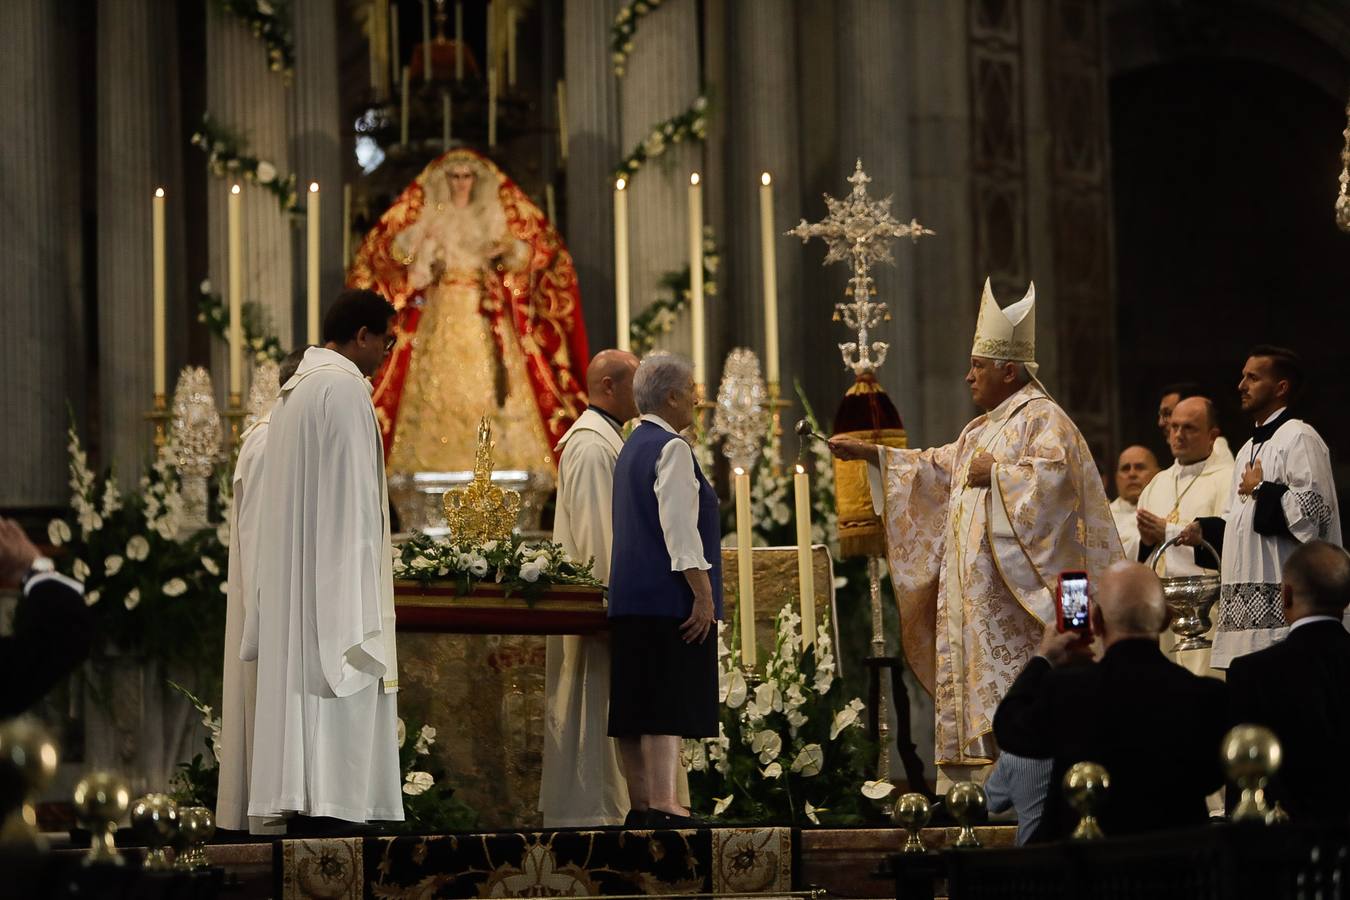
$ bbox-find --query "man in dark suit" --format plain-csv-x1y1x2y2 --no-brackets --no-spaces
0,517,92,719
1227,539,1350,823
993,561,1230,842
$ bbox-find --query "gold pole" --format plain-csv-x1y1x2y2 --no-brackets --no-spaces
225,392,245,449
147,392,170,449
766,380,791,477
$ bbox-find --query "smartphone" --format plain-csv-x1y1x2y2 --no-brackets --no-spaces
1056,571,1091,633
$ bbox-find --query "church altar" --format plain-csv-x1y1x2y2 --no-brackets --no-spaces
394,582,607,634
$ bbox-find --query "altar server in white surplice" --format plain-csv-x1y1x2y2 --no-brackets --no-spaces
1110,445,1159,564
1184,347,1342,670
830,279,1122,786
540,350,639,827
249,291,404,826
1135,396,1233,674
217,348,306,834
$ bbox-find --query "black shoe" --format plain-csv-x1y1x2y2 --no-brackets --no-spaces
623,808,649,829
645,808,704,829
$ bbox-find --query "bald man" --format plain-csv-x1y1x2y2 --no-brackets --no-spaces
993,561,1229,841
1228,540,1350,822
541,350,640,827
1111,446,1160,561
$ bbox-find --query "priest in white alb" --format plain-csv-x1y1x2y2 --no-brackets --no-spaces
1183,346,1342,669
217,348,306,834
540,349,638,827
1135,396,1233,673
249,291,404,828
1110,445,1159,563
830,280,1121,785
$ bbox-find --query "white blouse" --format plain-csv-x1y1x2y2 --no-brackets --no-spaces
641,414,711,572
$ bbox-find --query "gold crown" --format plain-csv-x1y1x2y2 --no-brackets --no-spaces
443,417,521,544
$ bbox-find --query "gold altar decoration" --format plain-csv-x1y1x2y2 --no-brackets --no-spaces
73,771,132,866
946,781,988,848
444,416,522,544
130,793,179,871
1064,761,1110,840
0,716,58,849
1223,724,1282,824
893,793,933,853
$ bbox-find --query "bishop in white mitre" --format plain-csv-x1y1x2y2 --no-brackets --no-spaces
540,350,637,827
1135,396,1233,674
217,350,305,834
831,280,1121,784
1185,349,1342,669
1109,445,1159,563
249,299,403,826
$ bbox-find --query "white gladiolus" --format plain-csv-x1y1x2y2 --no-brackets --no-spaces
201,556,220,576
403,771,434,796
48,519,71,545
104,555,124,576
861,779,895,800
127,535,150,561
396,718,407,747
217,521,231,547
72,559,90,581
163,578,188,597
84,590,100,607
124,588,141,610
414,725,437,755
790,744,824,777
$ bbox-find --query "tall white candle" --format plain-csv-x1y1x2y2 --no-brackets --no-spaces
556,79,569,161
342,183,353,267
688,172,705,386
794,464,817,648
152,188,166,396
307,183,321,344
734,466,756,669
390,4,400,90
760,172,780,385
613,177,630,353
454,1,464,80
400,65,411,145
421,0,433,82
488,69,498,147
227,184,243,396
442,90,452,149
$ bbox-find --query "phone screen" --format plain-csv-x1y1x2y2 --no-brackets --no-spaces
1059,573,1090,631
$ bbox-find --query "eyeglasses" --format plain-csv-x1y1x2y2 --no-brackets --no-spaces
381,333,397,353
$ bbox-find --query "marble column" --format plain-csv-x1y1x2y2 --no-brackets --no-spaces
722,0,805,401
96,0,189,480
206,5,294,399
563,0,623,346
0,1,84,507
288,0,345,341
616,0,701,364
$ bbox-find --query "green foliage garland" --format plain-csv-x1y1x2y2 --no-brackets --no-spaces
629,226,719,356
609,0,668,76
194,279,286,364
191,113,300,216
209,0,295,77
613,96,709,182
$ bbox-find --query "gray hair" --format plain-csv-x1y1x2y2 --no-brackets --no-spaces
633,351,693,414
992,359,1032,386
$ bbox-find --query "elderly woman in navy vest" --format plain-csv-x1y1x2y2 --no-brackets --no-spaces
608,352,723,828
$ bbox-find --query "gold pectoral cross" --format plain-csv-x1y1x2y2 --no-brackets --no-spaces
1166,508,1180,524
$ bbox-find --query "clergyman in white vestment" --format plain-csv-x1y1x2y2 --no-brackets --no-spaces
217,349,305,834
1185,349,1342,669
832,280,1121,785
249,294,404,825
1110,445,1159,564
1135,397,1233,674
540,350,638,827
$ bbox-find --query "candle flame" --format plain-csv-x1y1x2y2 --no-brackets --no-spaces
795,464,806,475
690,172,701,186
309,182,319,193
733,466,745,476
154,187,165,198
761,172,772,186
615,177,626,191
230,184,241,195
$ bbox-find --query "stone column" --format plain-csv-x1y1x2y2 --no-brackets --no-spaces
206,6,294,399
722,0,805,399
0,1,83,507
288,0,344,342
616,0,701,365
96,0,189,480
563,0,623,345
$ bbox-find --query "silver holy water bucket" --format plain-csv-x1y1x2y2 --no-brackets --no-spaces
1146,535,1222,652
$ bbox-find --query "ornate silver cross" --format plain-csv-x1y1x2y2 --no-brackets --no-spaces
788,159,933,375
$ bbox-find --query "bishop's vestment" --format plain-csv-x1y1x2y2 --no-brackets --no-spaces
873,384,1121,773
248,347,403,823
1211,410,1342,668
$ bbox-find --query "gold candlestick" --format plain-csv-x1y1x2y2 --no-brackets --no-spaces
693,382,714,444
766,380,791,477
225,392,245,449
146,392,170,449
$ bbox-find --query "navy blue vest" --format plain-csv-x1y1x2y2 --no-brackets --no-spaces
609,421,724,619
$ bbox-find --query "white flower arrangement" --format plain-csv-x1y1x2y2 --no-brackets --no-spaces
393,532,601,598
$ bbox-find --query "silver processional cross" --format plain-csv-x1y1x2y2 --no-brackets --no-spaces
788,159,933,375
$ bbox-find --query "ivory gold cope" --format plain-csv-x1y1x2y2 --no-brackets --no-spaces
734,466,756,668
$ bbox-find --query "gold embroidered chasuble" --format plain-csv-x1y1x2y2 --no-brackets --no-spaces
875,385,1122,771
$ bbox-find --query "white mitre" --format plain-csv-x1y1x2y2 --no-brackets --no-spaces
971,277,1046,391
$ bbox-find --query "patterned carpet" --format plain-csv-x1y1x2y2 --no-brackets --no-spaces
276,827,794,899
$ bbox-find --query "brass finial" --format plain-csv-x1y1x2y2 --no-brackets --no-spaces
130,793,179,870
74,771,131,866
891,792,932,853
0,717,59,849
1223,724,1282,824
1064,761,1110,840
175,806,215,870
945,781,987,848
443,416,522,544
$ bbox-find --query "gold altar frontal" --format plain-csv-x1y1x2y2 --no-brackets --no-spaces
393,546,836,827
